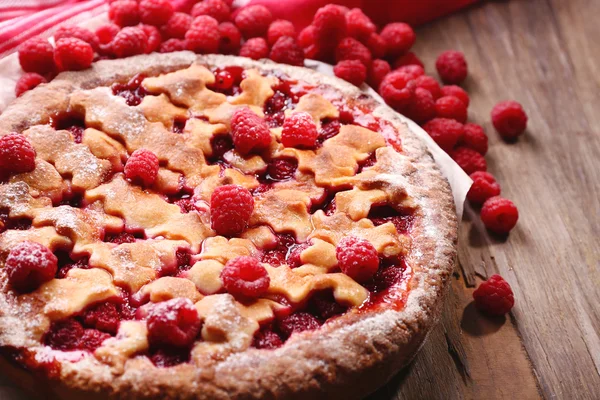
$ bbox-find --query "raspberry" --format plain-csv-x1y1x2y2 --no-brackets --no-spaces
253,327,283,349
109,0,140,27
267,158,298,181
345,8,375,40
18,37,55,74
0,133,36,175
267,20,296,46
218,22,241,54
210,134,233,159
220,256,270,298
15,73,47,97
441,85,469,106
480,196,518,234
239,37,269,60
150,348,189,367
414,75,442,99
393,52,424,69
211,70,234,91
422,118,465,153
185,17,220,54
312,291,346,319
45,320,84,350
55,25,99,51
5,241,57,293
335,37,371,67
396,64,425,80
82,301,121,334
160,38,186,53
281,112,317,148
367,59,391,89
436,50,468,84
161,12,192,40
491,100,528,140
319,119,341,142
334,60,366,86
138,24,161,53
139,0,173,26
269,36,304,66
380,22,416,57
124,148,159,186
278,312,320,338
234,5,273,38
191,0,230,23
107,232,136,244
473,274,514,315
79,329,111,352
210,184,254,235
230,107,272,155
467,171,501,205
404,88,436,124
146,298,201,348
435,95,468,123
336,236,379,282
379,70,416,111
312,4,347,49
95,23,120,45
110,26,148,57
53,38,94,71
461,123,488,155
451,147,487,175
363,32,386,59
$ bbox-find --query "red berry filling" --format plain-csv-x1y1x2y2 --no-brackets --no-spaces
261,233,296,266
277,312,321,338
264,157,298,182
111,73,148,106
368,205,415,234
252,326,283,349
149,347,191,367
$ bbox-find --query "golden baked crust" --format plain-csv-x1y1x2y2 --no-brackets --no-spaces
0,53,457,399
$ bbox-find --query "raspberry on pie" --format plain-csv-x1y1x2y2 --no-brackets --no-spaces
0,53,457,399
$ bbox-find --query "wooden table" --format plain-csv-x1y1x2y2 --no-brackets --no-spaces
370,0,600,398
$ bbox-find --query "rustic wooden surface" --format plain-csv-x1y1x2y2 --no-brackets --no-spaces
370,0,600,398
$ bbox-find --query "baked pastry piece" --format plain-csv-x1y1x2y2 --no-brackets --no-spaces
0,53,457,399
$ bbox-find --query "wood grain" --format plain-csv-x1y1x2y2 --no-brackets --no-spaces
371,0,600,398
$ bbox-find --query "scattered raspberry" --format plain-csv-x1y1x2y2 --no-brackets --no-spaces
267,20,296,46
461,123,488,155
110,26,148,57
467,171,501,205
191,0,230,22
79,329,111,352
451,146,487,175
393,52,424,69
491,100,528,140
473,274,514,315
18,37,55,75
367,59,391,89
345,8,375,40
363,32,386,59
138,24,161,53
159,38,186,53
230,107,272,155
480,196,518,234
396,64,425,80
336,236,379,282
109,0,140,27
5,241,57,293
441,85,469,106
239,37,269,60
185,16,220,53
124,148,159,186
221,256,270,298
55,25,99,51
234,5,273,38
281,112,317,148
422,118,465,153
211,70,234,91
82,302,121,334
139,0,173,26
269,36,304,66
278,312,320,338
414,75,442,99
312,4,347,49
334,59,366,86
435,95,468,123
267,158,298,181
218,22,241,54
379,70,416,111
335,37,371,67
210,184,254,235
95,23,120,45
380,22,416,57
436,50,468,84
53,38,94,71
161,12,192,40
404,87,436,124
15,73,47,97
0,133,36,175
298,25,316,49
253,327,283,349
45,320,84,351
146,298,201,348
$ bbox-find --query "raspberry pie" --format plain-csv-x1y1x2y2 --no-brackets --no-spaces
0,53,457,399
